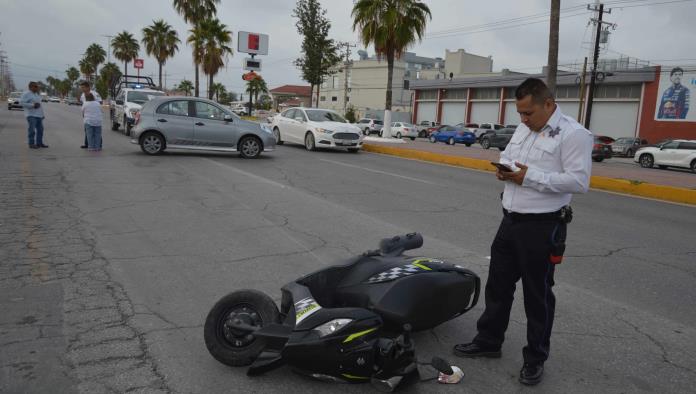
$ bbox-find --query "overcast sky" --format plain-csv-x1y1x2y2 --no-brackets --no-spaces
1,0,695,95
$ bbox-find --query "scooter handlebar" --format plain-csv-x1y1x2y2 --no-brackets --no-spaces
379,233,423,256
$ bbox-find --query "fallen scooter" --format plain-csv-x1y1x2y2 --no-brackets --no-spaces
204,233,480,391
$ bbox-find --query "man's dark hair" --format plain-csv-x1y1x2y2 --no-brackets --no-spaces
79,81,91,88
85,93,95,101
28,81,37,87
515,78,554,104
670,67,684,77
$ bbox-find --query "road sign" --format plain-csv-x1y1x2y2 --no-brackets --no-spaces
134,59,144,69
238,32,269,55
243,58,262,72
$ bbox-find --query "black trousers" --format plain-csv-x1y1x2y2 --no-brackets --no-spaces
474,214,565,364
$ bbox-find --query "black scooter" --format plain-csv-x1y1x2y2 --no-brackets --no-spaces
204,233,480,391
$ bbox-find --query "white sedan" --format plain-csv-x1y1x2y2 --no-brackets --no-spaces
634,139,696,172
387,122,418,140
270,108,364,152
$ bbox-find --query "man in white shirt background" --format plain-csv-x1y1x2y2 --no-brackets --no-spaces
79,81,102,149
454,78,593,386
20,81,48,149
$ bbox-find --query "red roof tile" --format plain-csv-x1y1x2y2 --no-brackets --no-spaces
270,85,311,96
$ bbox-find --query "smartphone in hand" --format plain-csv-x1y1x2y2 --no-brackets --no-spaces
490,162,513,172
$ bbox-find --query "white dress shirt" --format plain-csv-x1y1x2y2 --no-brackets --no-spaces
500,105,593,214
80,90,102,103
82,101,103,126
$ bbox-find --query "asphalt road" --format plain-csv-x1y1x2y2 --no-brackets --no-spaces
1,103,695,394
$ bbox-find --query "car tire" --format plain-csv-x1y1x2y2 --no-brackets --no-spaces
410,137,416,141
396,132,402,139
239,136,262,159
124,115,131,136
465,143,471,147
639,154,654,168
419,131,426,138
305,132,316,151
448,137,455,145
593,157,604,162
140,131,165,155
498,147,505,151
626,149,634,157
203,289,280,367
111,111,119,131
347,148,359,153
481,138,491,149
363,128,370,136
273,127,283,145
429,135,437,143
691,159,696,173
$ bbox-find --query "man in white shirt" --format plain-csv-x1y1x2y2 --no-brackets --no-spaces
454,78,593,386
79,81,102,149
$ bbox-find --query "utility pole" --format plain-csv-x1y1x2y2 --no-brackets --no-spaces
101,34,114,64
338,41,356,115
577,57,588,122
584,3,611,130
546,0,560,93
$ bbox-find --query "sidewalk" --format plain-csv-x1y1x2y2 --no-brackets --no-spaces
364,138,696,189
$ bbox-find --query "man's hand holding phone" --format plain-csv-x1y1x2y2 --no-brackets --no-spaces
492,161,528,185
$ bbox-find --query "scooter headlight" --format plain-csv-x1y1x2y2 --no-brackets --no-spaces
313,319,352,337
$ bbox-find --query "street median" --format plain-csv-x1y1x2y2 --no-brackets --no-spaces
362,143,696,206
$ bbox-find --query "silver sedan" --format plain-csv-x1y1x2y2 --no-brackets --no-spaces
130,97,276,158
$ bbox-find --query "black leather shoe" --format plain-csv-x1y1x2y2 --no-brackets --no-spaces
453,342,501,358
80,145,87,149
29,144,39,149
519,362,544,386
38,144,49,148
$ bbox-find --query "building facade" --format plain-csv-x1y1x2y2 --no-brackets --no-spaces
410,66,696,142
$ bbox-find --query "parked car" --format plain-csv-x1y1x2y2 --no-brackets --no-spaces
49,96,61,103
428,125,476,146
7,91,23,110
634,139,696,172
67,98,81,106
473,122,505,141
130,96,276,158
111,87,166,135
416,120,439,137
592,136,613,162
389,122,418,140
479,128,516,151
595,135,616,144
356,118,384,136
610,137,649,157
270,107,364,152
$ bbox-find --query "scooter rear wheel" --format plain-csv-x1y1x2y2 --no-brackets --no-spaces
204,289,280,367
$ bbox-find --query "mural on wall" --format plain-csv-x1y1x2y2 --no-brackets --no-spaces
655,66,695,122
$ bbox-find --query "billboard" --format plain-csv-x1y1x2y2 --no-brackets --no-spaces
654,66,695,122
237,32,269,55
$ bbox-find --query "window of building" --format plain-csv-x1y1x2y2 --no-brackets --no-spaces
471,88,500,100
593,84,641,99
320,96,326,101
332,76,339,89
331,96,338,102
555,86,580,99
442,89,467,100
418,90,438,100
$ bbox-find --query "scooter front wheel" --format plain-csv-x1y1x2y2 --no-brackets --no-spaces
204,289,280,367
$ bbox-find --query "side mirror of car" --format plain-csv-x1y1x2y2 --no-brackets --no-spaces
115,100,124,105
223,114,233,122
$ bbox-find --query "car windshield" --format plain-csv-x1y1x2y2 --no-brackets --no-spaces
10,92,21,98
615,138,633,144
127,91,164,104
306,110,348,123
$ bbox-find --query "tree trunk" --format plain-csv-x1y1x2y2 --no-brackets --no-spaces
195,65,200,97
158,62,163,90
546,0,560,94
382,53,395,138
309,84,315,107
124,62,128,84
315,84,320,108
209,74,214,100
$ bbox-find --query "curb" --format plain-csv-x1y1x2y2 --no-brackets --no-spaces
362,144,696,206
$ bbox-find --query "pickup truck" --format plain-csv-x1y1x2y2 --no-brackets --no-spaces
109,75,165,136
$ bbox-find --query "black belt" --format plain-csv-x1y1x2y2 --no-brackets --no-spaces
503,208,562,222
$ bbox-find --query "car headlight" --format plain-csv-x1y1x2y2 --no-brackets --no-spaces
128,108,139,117
313,319,352,337
315,127,334,134
260,124,272,134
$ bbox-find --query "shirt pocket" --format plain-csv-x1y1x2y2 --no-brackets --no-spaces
529,137,560,162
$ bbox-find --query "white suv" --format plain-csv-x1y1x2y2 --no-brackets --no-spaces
111,88,165,135
634,139,696,172
270,108,364,152
356,118,384,136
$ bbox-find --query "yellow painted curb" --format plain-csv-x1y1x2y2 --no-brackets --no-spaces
363,143,696,206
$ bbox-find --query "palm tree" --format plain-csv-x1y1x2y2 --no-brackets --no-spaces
111,31,140,83
352,0,431,136
173,0,220,97
210,82,226,102
79,57,96,82
177,79,194,96
66,67,80,87
142,20,181,89
99,62,122,98
85,43,106,77
246,77,268,110
188,18,233,100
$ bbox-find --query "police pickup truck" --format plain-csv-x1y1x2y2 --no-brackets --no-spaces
110,76,165,135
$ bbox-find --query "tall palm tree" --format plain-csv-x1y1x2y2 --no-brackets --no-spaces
99,62,122,98
66,67,80,87
142,20,181,89
111,31,140,83
173,0,220,97
352,0,431,136
188,18,232,100
79,57,96,82
85,43,106,78
211,82,226,102
246,77,268,110
177,79,194,96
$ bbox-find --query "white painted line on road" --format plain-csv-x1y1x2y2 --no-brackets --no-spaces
317,158,437,185
203,158,288,189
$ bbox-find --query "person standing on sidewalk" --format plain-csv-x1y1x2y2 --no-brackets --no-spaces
81,93,103,151
20,82,48,149
79,81,102,149
453,78,593,386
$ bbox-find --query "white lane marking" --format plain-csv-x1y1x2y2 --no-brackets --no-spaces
317,158,437,185
204,158,287,189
